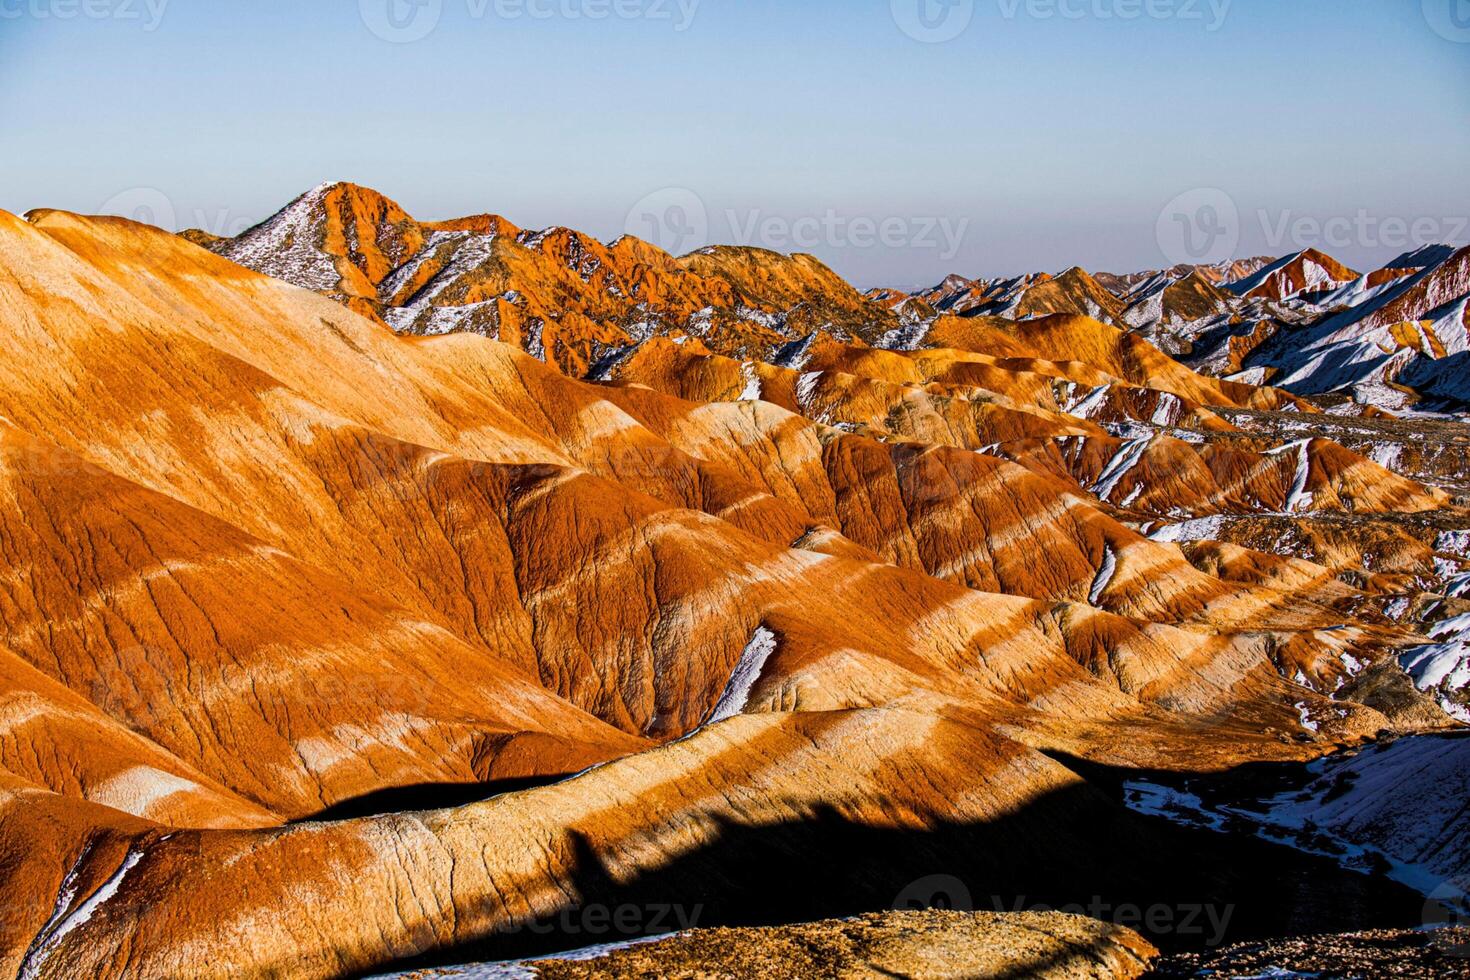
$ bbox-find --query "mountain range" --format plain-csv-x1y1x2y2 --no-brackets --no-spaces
188,183,1470,416
0,185,1464,977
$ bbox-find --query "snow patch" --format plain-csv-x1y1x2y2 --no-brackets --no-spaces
876,318,934,351
1121,781,1226,832
771,333,818,370
20,845,147,978
1065,384,1112,420
1223,367,1270,386
1367,442,1404,470
368,935,674,979
737,361,762,402
1266,439,1314,513
1437,530,1470,560
795,371,823,408
1090,437,1151,502
705,626,778,724
1148,515,1228,543
1088,546,1117,605
1445,572,1470,599
1149,393,1182,427
525,321,546,361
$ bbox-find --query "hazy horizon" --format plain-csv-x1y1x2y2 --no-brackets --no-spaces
3,0,1467,287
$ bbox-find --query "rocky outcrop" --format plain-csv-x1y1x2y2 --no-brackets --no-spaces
414,911,1160,979
183,183,897,377
1152,926,1470,979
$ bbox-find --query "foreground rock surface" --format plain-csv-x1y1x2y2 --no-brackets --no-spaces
394,911,1159,979
1150,925,1470,978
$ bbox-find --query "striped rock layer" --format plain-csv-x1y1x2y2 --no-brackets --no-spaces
0,196,1461,976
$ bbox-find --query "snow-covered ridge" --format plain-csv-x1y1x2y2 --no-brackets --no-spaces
1090,437,1151,502
1064,383,1112,420
217,184,341,292
1400,611,1470,723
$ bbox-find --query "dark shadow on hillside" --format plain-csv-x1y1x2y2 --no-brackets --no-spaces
298,773,576,823
353,752,1427,978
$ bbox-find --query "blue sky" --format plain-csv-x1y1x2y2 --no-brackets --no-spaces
1,0,1466,286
